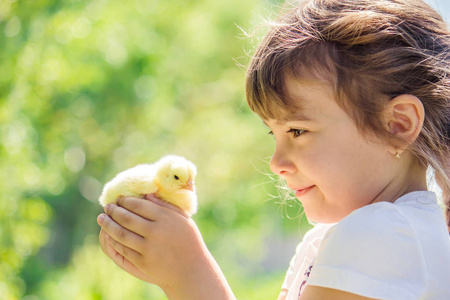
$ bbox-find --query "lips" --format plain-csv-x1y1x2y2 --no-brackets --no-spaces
293,185,315,197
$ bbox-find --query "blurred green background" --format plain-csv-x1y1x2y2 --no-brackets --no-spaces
0,0,313,299
3,0,446,299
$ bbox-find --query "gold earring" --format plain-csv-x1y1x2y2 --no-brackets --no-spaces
395,152,401,159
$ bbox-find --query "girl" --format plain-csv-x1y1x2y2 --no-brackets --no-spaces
97,0,450,299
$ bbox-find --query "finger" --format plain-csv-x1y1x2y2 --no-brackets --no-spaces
116,196,187,221
99,230,151,282
99,229,108,253
105,203,153,237
99,228,120,260
104,231,142,268
97,213,144,253
145,194,189,218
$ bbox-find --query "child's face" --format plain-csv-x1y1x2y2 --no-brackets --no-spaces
265,75,398,223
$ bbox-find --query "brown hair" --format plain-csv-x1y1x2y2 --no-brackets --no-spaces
246,0,450,227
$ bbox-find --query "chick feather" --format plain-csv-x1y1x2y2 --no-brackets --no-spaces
99,155,198,215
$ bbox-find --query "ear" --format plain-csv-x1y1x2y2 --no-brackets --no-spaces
383,94,424,154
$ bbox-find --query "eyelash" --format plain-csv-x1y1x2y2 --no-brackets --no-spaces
267,128,306,138
287,128,306,138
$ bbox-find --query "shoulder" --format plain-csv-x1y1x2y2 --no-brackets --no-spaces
325,202,411,245
323,191,442,252
319,202,423,267
308,202,428,299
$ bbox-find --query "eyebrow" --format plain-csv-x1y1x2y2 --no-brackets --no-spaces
279,112,312,123
262,112,313,127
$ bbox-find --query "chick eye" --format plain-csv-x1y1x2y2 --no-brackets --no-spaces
174,175,179,180
287,128,306,138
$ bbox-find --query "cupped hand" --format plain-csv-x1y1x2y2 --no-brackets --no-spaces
97,194,235,300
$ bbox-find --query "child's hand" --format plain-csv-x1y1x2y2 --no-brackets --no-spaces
97,194,235,300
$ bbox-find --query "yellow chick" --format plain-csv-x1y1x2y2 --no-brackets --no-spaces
99,155,198,216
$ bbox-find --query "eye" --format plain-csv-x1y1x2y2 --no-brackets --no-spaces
287,128,306,138
267,131,274,136
174,175,179,180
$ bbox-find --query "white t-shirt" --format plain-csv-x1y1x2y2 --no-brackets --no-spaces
282,223,335,299
282,191,450,300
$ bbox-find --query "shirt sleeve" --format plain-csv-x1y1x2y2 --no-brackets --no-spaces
306,203,427,300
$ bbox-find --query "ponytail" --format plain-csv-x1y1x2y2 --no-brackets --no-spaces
442,179,450,233
445,123,450,232
437,122,450,233
442,170,450,233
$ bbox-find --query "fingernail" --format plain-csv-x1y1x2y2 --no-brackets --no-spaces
97,214,105,224
105,204,110,213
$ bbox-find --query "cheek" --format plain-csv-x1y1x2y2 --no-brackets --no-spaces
303,138,364,194
299,139,346,180
317,141,391,203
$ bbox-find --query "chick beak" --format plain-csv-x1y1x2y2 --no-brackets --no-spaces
182,179,194,191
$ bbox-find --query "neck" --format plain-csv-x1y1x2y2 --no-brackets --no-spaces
372,154,427,205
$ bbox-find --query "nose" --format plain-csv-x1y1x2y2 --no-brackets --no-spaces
269,144,296,176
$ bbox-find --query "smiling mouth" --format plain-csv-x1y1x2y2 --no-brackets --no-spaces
294,185,314,197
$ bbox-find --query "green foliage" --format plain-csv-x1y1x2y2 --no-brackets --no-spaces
1,0,308,299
